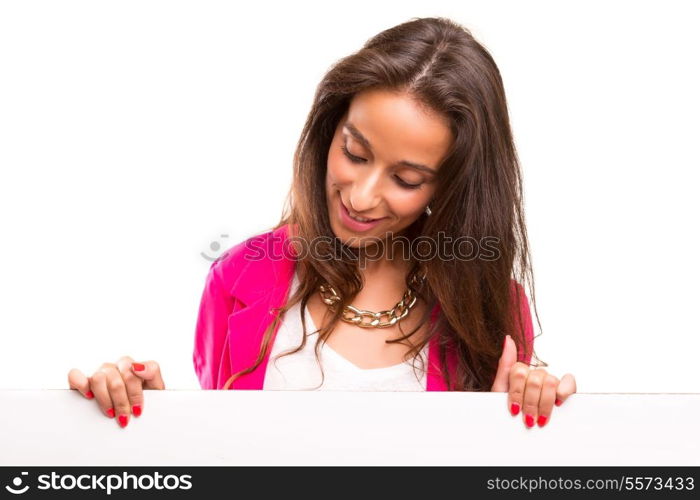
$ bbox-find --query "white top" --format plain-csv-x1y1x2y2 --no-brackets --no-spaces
263,272,428,391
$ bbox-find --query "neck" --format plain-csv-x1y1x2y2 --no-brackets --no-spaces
358,235,417,277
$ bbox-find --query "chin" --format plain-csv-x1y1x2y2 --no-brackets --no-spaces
338,226,403,251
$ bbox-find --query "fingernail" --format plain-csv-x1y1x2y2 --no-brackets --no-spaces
85,391,94,399
525,414,535,428
106,408,115,418
132,363,145,371
555,398,563,406
537,415,548,427
132,405,142,417
510,402,520,416
118,415,129,428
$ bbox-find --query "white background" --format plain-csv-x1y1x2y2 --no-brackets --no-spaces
0,0,697,392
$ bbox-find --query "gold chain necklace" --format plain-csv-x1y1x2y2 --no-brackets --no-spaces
318,272,426,329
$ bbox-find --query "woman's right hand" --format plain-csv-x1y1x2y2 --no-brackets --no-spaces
67,355,165,428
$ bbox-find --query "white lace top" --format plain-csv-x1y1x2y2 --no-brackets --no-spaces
263,272,428,391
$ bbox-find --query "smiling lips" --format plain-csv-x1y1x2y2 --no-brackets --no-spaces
341,198,384,222
338,197,387,232
348,211,378,222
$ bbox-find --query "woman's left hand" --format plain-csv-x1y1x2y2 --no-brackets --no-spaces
490,335,577,428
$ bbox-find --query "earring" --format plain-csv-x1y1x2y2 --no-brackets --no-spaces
425,204,432,216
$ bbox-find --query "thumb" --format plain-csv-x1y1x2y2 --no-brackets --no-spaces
130,361,166,390
490,335,517,392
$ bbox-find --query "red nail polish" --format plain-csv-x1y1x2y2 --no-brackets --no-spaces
132,363,145,371
555,398,562,406
525,414,534,427
106,408,115,418
118,415,128,428
85,391,94,399
132,405,142,417
510,402,520,416
537,415,548,427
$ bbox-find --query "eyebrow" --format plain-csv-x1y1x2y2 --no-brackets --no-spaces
343,122,438,175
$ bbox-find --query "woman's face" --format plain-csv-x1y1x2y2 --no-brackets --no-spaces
326,88,453,247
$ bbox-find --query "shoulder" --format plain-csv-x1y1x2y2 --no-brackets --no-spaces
208,223,295,302
210,225,280,273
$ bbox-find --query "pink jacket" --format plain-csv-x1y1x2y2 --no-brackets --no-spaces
193,223,534,391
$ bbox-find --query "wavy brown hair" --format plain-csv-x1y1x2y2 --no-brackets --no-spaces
223,16,544,391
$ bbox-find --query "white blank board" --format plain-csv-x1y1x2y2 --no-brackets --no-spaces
1,390,698,466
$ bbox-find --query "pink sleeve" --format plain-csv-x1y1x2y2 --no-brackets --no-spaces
513,281,535,365
193,260,236,390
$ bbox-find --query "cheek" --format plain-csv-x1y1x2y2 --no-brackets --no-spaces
326,148,353,185
386,193,431,218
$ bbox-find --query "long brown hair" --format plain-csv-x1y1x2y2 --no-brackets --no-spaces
223,16,544,391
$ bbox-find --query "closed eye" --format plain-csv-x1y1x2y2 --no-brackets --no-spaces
340,144,366,164
340,144,423,190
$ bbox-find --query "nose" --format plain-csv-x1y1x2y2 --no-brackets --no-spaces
348,170,383,214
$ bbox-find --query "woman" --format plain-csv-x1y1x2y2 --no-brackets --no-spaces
68,16,577,430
